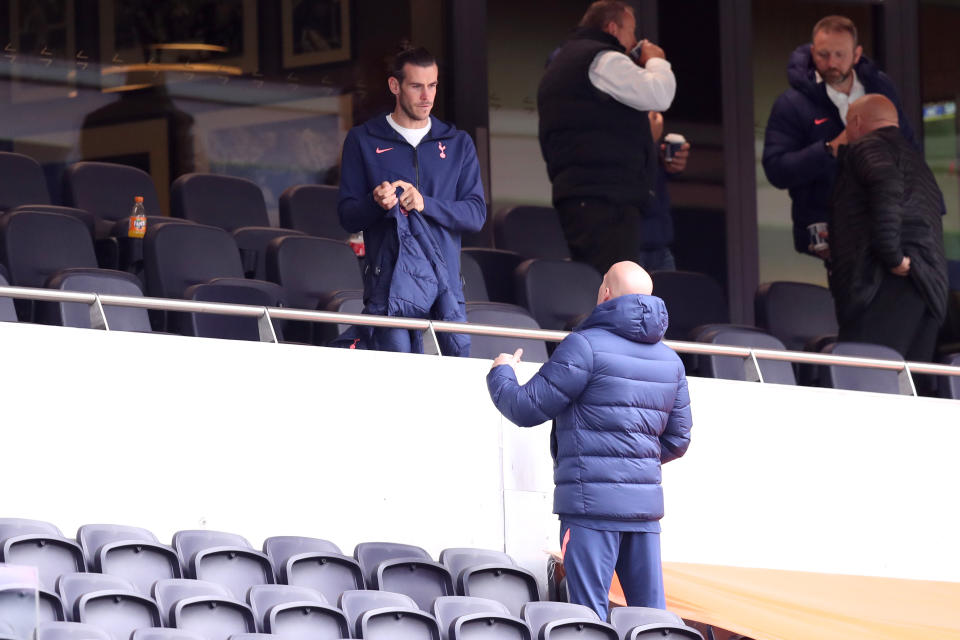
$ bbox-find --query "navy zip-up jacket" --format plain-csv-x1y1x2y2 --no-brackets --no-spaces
762,45,916,255
337,113,486,350
486,294,692,526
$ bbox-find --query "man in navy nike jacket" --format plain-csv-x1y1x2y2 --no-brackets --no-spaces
487,261,692,618
762,15,916,259
337,47,486,354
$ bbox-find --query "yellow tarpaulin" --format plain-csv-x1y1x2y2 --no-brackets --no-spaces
609,562,960,640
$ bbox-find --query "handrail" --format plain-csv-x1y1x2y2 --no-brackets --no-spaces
1,285,958,393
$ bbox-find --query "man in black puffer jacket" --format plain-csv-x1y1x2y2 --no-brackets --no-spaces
830,94,948,362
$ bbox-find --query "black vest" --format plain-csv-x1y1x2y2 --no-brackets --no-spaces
537,29,656,208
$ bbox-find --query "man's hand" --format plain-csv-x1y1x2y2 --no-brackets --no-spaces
826,130,848,157
491,348,523,370
372,181,398,210
663,142,690,173
891,256,911,276
636,39,665,66
391,180,424,212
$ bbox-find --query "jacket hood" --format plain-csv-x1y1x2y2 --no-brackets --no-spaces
578,294,669,344
786,43,880,100
362,112,457,142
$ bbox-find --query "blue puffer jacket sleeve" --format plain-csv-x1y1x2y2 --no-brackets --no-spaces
762,93,837,191
659,375,692,463
486,332,593,427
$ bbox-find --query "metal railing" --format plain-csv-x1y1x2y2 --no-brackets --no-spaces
2,284,958,397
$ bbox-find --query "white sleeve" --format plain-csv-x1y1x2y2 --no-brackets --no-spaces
588,50,676,112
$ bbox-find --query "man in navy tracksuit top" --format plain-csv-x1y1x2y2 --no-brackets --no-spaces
486,261,693,618
337,47,485,354
762,15,916,260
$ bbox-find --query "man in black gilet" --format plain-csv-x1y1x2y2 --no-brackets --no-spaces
539,0,676,275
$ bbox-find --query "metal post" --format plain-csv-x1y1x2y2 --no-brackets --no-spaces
743,350,765,383
89,295,110,331
898,363,918,396
257,308,278,343
422,321,442,356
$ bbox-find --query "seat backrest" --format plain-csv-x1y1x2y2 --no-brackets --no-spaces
822,342,904,395
77,524,180,595
353,542,433,588
755,281,837,351
152,579,237,626
246,584,327,629
338,590,419,637
439,548,513,583
36,621,112,640
0,210,97,288
0,272,17,322
608,607,684,637
144,223,244,299
56,572,136,612
42,269,151,331
130,628,207,640
515,259,601,330
465,302,549,363
459,250,489,302
232,227,303,280
263,537,363,604
173,531,274,601
63,161,162,220
171,173,269,231
652,270,729,340
266,235,362,311
494,206,570,260
0,152,51,210
698,328,796,385
278,185,346,240
433,595,516,640
522,602,599,639
0,583,66,639
0,519,85,591
461,248,527,305
185,281,281,341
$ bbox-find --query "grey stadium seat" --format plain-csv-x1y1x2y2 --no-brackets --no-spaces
609,606,704,640
522,601,618,640
262,536,363,604
56,573,161,640
432,595,531,640
76,524,181,595
246,584,348,639
353,542,454,611
821,342,905,395
152,579,256,640
514,258,601,331
338,590,440,640
696,327,796,385
278,185,347,240
465,302,550,363
439,548,539,617
0,519,85,591
173,531,275,601
35,621,112,640
40,269,152,332
493,206,570,260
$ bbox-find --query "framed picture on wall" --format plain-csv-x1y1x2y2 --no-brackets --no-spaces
99,0,258,76
8,0,77,103
281,0,352,68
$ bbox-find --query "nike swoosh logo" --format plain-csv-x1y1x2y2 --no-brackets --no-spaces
376,147,393,154
814,118,828,125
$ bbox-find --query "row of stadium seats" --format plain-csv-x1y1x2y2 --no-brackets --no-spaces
0,519,702,640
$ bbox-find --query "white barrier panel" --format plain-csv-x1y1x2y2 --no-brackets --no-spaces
2,321,958,587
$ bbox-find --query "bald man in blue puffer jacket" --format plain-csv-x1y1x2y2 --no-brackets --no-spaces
486,261,692,618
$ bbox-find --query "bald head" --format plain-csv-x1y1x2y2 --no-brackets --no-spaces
847,94,898,143
597,261,653,304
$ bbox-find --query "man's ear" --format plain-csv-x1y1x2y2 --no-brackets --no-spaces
853,45,863,65
388,76,400,96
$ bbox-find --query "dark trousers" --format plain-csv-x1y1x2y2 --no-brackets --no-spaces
560,521,665,620
556,198,643,275
838,273,940,363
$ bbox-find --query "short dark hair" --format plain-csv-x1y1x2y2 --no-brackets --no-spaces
389,46,437,82
812,15,858,45
579,0,632,31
